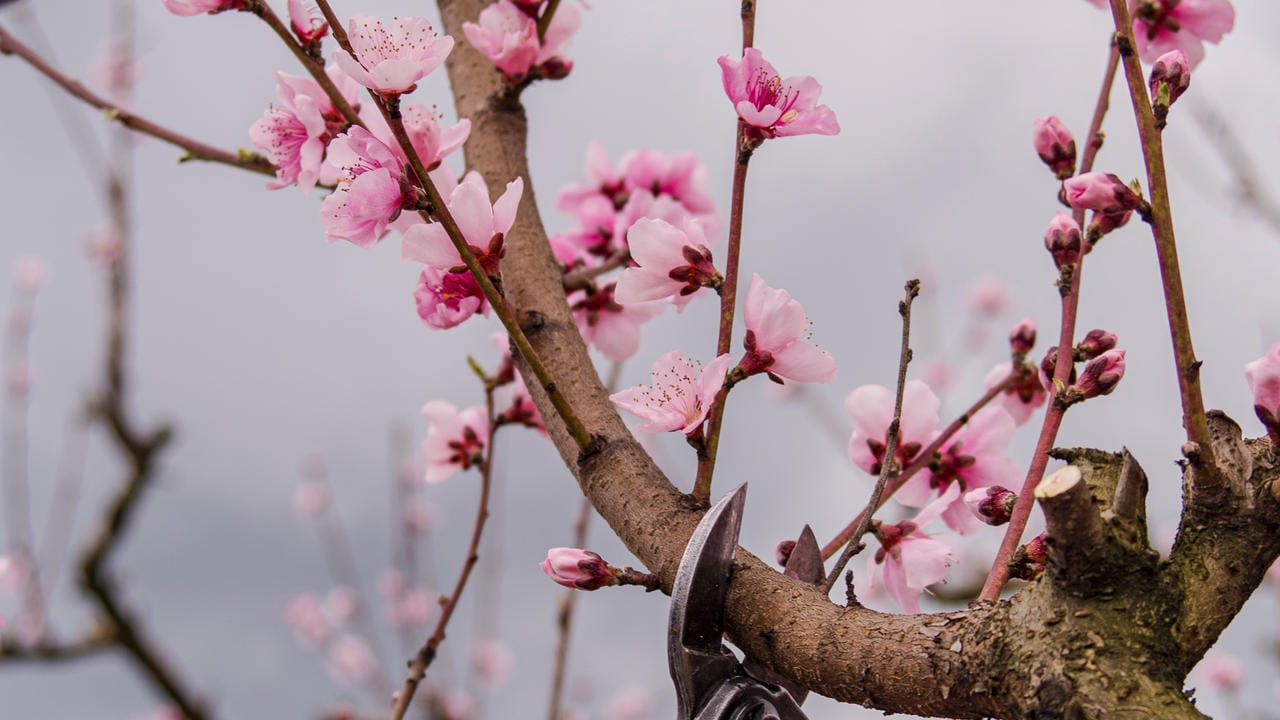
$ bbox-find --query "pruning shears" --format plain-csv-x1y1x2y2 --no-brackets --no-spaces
667,484,823,720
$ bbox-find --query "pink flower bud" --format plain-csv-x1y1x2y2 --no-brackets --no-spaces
1043,212,1082,268
1009,532,1048,581
963,486,1017,526
1087,208,1133,238
1076,329,1118,361
1073,349,1126,400
1032,116,1076,180
1196,653,1244,692
1245,343,1280,439
1008,318,1036,357
1040,346,1077,390
540,547,614,590
1063,172,1142,215
774,539,796,567
1149,50,1191,110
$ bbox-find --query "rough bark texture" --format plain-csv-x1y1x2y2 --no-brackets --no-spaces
434,2,1280,716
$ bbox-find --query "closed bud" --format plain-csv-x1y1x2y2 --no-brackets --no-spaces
1009,317,1037,358
964,486,1017,526
1032,116,1077,180
1009,533,1048,581
1076,329,1118,361
1087,209,1133,239
540,547,614,591
1063,172,1142,215
1149,49,1191,122
1043,211,1082,268
774,539,796,567
1072,349,1126,400
1040,346,1077,390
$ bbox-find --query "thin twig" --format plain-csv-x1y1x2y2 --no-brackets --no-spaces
251,1,363,128
561,248,630,291
690,2,758,505
822,280,919,594
535,0,562,43
389,389,500,720
0,25,274,178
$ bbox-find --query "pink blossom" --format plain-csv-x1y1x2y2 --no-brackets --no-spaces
162,0,243,16
540,547,614,590
614,218,719,310
1064,172,1142,214
333,15,455,94
471,637,514,690
93,38,136,99
1245,343,1280,436
610,351,732,434
284,593,333,647
899,407,1019,533
1130,0,1234,69
1033,116,1076,179
291,480,329,517
617,149,718,222
846,380,940,475
865,484,959,614
376,569,407,598
85,228,122,266
420,400,488,483
0,553,27,593
250,66,360,191
442,690,474,720
557,141,625,212
1077,328,1118,360
402,172,523,272
402,501,438,535
738,274,836,383
966,277,1009,317
390,586,436,628
498,378,546,432
320,126,408,248
326,634,380,685
570,284,663,361
13,256,48,292
8,362,32,396
717,48,839,139
397,104,470,169
287,0,329,44
984,362,1046,426
1194,652,1244,692
413,266,490,330
323,586,360,624
462,1,580,81
606,685,653,720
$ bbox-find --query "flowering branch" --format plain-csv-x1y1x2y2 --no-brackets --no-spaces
0,25,274,178
389,388,500,720
250,0,363,128
1106,0,1215,464
821,279,919,594
977,37,1121,603
690,2,758,505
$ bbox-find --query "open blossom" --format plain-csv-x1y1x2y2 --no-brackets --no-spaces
614,218,719,310
1130,0,1234,69
738,274,835,383
333,15,454,94
1245,343,1280,438
570,284,663,361
287,0,329,44
250,67,361,191
900,407,1020,534
420,400,488,483
162,0,243,16
984,362,1046,426
718,48,839,139
847,380,940,475
540,547,614,590
864,484,959,614
320,126,408,248
463,0,581,81
556,143,719,234
610,351,732,434
402,172,523,272
413,266,489,330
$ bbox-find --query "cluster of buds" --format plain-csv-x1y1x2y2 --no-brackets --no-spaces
539,548,660,592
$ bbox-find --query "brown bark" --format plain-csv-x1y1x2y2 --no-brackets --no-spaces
433,2,1280,717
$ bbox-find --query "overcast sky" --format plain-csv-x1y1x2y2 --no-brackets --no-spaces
2,1,1279,718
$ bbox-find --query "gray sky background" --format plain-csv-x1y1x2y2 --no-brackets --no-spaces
1,0,1279,718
